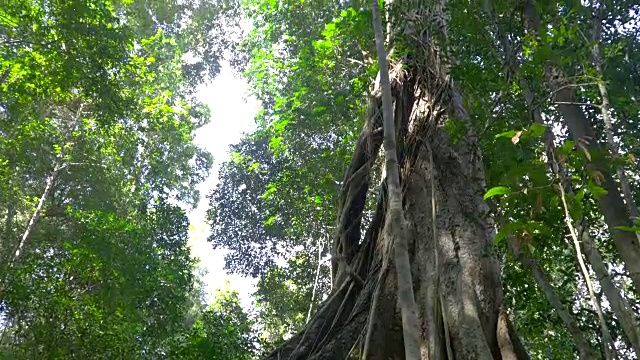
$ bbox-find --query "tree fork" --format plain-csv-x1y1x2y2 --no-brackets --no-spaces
332,108,383,289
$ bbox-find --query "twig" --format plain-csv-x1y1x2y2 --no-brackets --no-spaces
306,238,324,324
553,101,601,108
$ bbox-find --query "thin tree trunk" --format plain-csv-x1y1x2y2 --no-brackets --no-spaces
485,5,599,357
10,160,62,264
508,235,597,360
370,0,421,358
0,150,64,302
486,4,638,356
523,0,640,297
558,183,616,360
580,226,640,355
590,1,638,220
4,104,83,274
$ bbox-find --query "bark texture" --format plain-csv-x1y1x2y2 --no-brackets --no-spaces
580,227,640,355
486,3,639,355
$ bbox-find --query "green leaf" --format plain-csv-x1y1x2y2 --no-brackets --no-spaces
528,122,547,138
494,226,511,245
559,140,575,155
615,226,640,232
264,215,278,226
587,180,608,199
495,130,520,139
274,118,290,132
484,186,512,200
248,162,261,172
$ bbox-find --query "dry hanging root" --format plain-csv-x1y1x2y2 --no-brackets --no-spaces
555,169,617,359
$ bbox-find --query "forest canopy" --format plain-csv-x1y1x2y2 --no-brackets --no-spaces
2,0,640,359
0,0,254,358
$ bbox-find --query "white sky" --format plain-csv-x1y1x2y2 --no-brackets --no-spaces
186,63,260,307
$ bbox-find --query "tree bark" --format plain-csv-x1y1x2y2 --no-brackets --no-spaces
267,128,530,360
307,239,325,323
1,103,83,297
557,181,616,360
331,106,383,288
485,4,640,355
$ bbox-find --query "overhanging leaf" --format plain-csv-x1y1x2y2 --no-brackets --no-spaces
528,122,547,138
483,186,512,200
587,180,608,199
495,130,520,140
615,225,640,232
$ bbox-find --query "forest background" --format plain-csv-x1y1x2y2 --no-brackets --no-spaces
1,0,640,359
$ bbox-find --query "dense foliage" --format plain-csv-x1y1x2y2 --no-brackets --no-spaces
0,0,254,359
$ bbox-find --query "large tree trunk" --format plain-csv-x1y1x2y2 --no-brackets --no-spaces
265,5,528,359
265,112,528,360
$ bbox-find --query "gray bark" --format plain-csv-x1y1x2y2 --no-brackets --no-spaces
484,6,600,357
268,2,530,359
266,70,528,360
485,3,637,357
1,103,83,297
558,185,616,360
406,128,513,360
